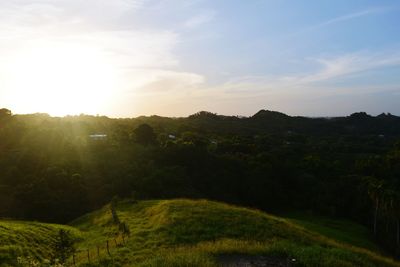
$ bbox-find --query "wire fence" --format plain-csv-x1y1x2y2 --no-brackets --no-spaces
68,233,128,266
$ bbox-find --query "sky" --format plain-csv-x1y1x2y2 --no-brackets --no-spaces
0,0,400,117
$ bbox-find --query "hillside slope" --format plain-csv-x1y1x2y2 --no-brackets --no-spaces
69,199,400,267
0,220,81,266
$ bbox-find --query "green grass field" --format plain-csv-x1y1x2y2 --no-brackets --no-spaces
69,199,400,267
283,212,380,252
2,199,400,267
0,220,81,266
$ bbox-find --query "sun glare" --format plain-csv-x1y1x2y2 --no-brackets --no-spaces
3,42,117,116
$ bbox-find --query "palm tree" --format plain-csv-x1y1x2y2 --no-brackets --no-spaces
365,176,384,237
384,189,400,248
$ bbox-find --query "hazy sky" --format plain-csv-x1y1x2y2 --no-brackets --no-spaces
0,0,400,117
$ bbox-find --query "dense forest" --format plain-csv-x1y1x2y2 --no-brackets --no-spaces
1,108,400,256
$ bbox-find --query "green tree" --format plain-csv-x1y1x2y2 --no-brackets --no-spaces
365,176,384,237
132,124,156,146
0,108,11,118
110,196,120,224
53,229,75,263
383,190,400,250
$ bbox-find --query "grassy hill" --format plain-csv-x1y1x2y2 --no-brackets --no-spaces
0,220,81,266
67,199,400,267
284,212,380,252
1,199,399,266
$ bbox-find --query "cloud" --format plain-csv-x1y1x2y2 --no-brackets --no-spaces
1,1,398,117
290,6,395,37
316,6,390,27
0,0,208,116
0,0,142,30
184,10,216,28
134,70,205,93
300,51,400,83
200,50,400,101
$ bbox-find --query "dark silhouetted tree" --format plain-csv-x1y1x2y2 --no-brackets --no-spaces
0,108,11,118
53,229,75,263
132,123,156,145
110,196,120,224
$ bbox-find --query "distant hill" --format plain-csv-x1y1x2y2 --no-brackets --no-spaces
252,109,290,119
10,109,400,136
181,109,400,136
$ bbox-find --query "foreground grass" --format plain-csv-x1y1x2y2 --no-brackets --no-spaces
69,199,400,267
137,239,395,267
283,212,379,251
0,220,81,266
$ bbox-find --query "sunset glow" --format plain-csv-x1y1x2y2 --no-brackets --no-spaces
0,0,399,117
2,42,116,116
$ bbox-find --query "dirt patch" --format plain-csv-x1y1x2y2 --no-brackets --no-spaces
217,254,296,267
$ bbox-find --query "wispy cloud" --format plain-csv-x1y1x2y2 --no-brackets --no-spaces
291,6,395,37
184,10,216,28
183,50,400,116
202,50,400,98
299,51,400,83
316,6,390,27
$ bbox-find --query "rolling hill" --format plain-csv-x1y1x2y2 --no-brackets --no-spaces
1,199,399,266
69,199,400,267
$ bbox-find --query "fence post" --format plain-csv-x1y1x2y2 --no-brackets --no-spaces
107,240,110,255
87,249,90,263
